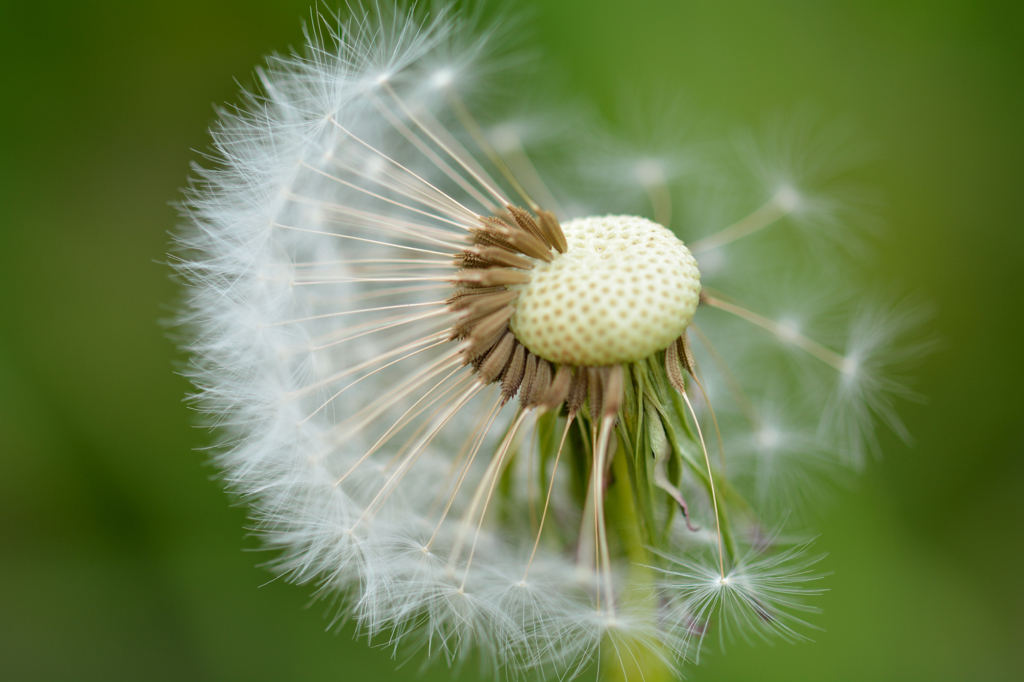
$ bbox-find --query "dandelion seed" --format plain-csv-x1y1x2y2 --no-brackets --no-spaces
174,2,925,679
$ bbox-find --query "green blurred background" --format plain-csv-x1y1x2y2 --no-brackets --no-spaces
1,1,1021,680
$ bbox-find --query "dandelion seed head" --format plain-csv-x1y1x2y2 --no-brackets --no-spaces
173,2,926,677
508,215,700,366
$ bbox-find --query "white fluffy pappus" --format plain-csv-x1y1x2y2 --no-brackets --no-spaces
173,2,926,679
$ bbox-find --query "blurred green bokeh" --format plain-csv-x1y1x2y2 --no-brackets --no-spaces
1,1,1021,680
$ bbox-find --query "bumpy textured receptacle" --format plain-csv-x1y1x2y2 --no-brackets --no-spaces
509,215,701,366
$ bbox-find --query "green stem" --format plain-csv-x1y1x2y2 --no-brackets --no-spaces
600,447,679,682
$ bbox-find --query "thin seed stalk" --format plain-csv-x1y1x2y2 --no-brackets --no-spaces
600,444,678,682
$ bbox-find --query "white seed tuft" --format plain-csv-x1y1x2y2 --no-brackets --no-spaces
509,215,701,366
172,3,926,676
